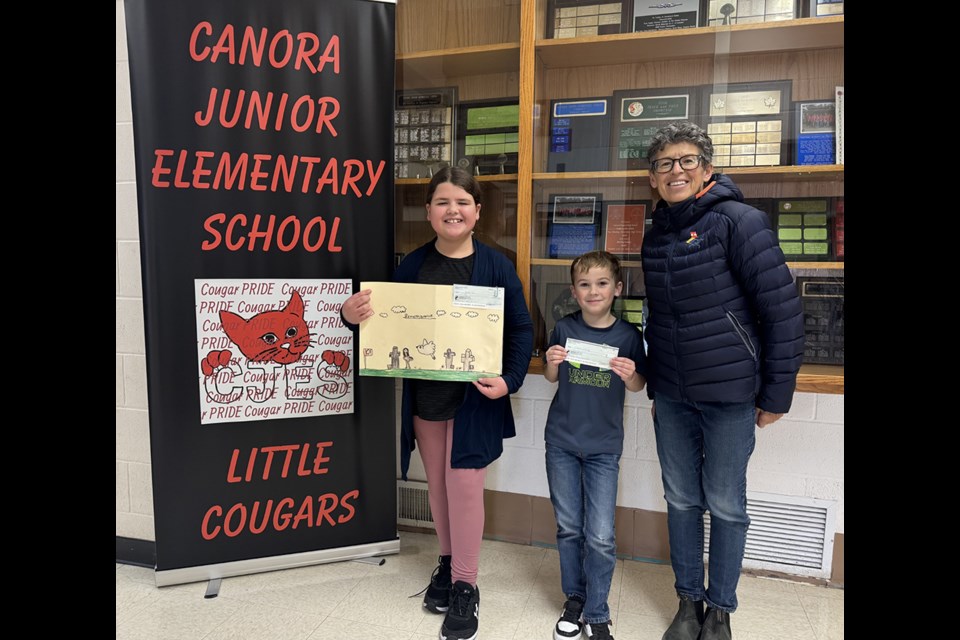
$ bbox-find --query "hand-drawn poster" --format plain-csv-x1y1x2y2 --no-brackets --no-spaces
195,279,354,424
358,282,504,380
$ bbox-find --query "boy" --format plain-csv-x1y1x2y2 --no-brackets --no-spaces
543,250,647,640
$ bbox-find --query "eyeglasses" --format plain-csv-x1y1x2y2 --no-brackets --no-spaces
650,154,704,174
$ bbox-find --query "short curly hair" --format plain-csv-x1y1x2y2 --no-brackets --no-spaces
646,121,714,165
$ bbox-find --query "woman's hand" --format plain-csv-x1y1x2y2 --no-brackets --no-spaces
341,289,374,325
756,409,784,428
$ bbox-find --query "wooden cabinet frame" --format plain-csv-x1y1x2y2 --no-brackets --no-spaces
394,1,843,393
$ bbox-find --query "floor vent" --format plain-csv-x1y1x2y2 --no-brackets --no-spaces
397,480,435,529
705,491,836,579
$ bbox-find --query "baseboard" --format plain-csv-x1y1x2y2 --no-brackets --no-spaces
831,532,844,586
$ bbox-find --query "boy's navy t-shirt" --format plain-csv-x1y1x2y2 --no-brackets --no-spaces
545,311,647,456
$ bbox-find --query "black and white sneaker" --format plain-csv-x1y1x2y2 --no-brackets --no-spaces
439,580,480,640
422,555,452,613
554,597,584,640
584,621,614,640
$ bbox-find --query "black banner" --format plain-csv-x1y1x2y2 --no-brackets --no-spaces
124,0,397,582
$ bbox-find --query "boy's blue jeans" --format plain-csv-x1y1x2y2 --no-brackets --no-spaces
545,443,620,624
653,394,757,613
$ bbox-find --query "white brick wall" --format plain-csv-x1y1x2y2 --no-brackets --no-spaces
116,0,153,542
122,355,149,410
397,378,844,535
491,384,846,535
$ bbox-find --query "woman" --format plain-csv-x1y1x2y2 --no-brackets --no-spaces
640,122,804,640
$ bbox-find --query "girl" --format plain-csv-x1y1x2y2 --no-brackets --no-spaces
342,167,533,640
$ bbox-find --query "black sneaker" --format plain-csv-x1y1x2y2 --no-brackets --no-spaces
423,555,452,613
439,580,479,640
584,621,614,640
554,597,584,640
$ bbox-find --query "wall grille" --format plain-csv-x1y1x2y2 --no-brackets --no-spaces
397,480,435,529
705,491,837,579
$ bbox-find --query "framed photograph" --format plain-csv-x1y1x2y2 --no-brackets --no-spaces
633,0,701,32
793,100,835,165
602,200,650,259
395,87,457,179
610,86,701,170
546,193,603,259
547,0,634,39
456,98,520,176
805,0,843,17
701,79,792,167
702,0,799,26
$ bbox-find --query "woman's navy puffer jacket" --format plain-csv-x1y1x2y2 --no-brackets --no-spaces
641,174,805,414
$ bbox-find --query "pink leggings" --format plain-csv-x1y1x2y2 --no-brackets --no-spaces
413,417,487,586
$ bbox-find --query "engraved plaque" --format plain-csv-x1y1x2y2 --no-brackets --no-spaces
701,80,792,167
548,1,632,38
395,87,457,179
610,86,701,170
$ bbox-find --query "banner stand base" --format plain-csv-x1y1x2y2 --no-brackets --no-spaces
155,537,400,587
204,578,221,598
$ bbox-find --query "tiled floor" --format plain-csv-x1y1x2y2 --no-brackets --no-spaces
116,530,843,640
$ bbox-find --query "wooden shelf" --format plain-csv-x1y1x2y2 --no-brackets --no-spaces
787,262,843,270
396,174,518,186
397,43,520,78
723,165,845,182
536,17,843,68
533,165,843,183
534,257,841,271
528,357,545,376
533,170,649,182
532,258,641,267
528,360,843,394
796,364,844,394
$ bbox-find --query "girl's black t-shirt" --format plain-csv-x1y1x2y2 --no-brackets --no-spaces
413,248,475,421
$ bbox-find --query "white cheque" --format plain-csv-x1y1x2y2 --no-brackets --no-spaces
564,338,619,370
452,284,504,309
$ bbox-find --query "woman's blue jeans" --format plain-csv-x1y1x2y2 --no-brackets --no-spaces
653,394,757,613
545,443,620,624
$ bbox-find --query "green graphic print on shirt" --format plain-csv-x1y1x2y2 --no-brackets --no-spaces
567,366,611,389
